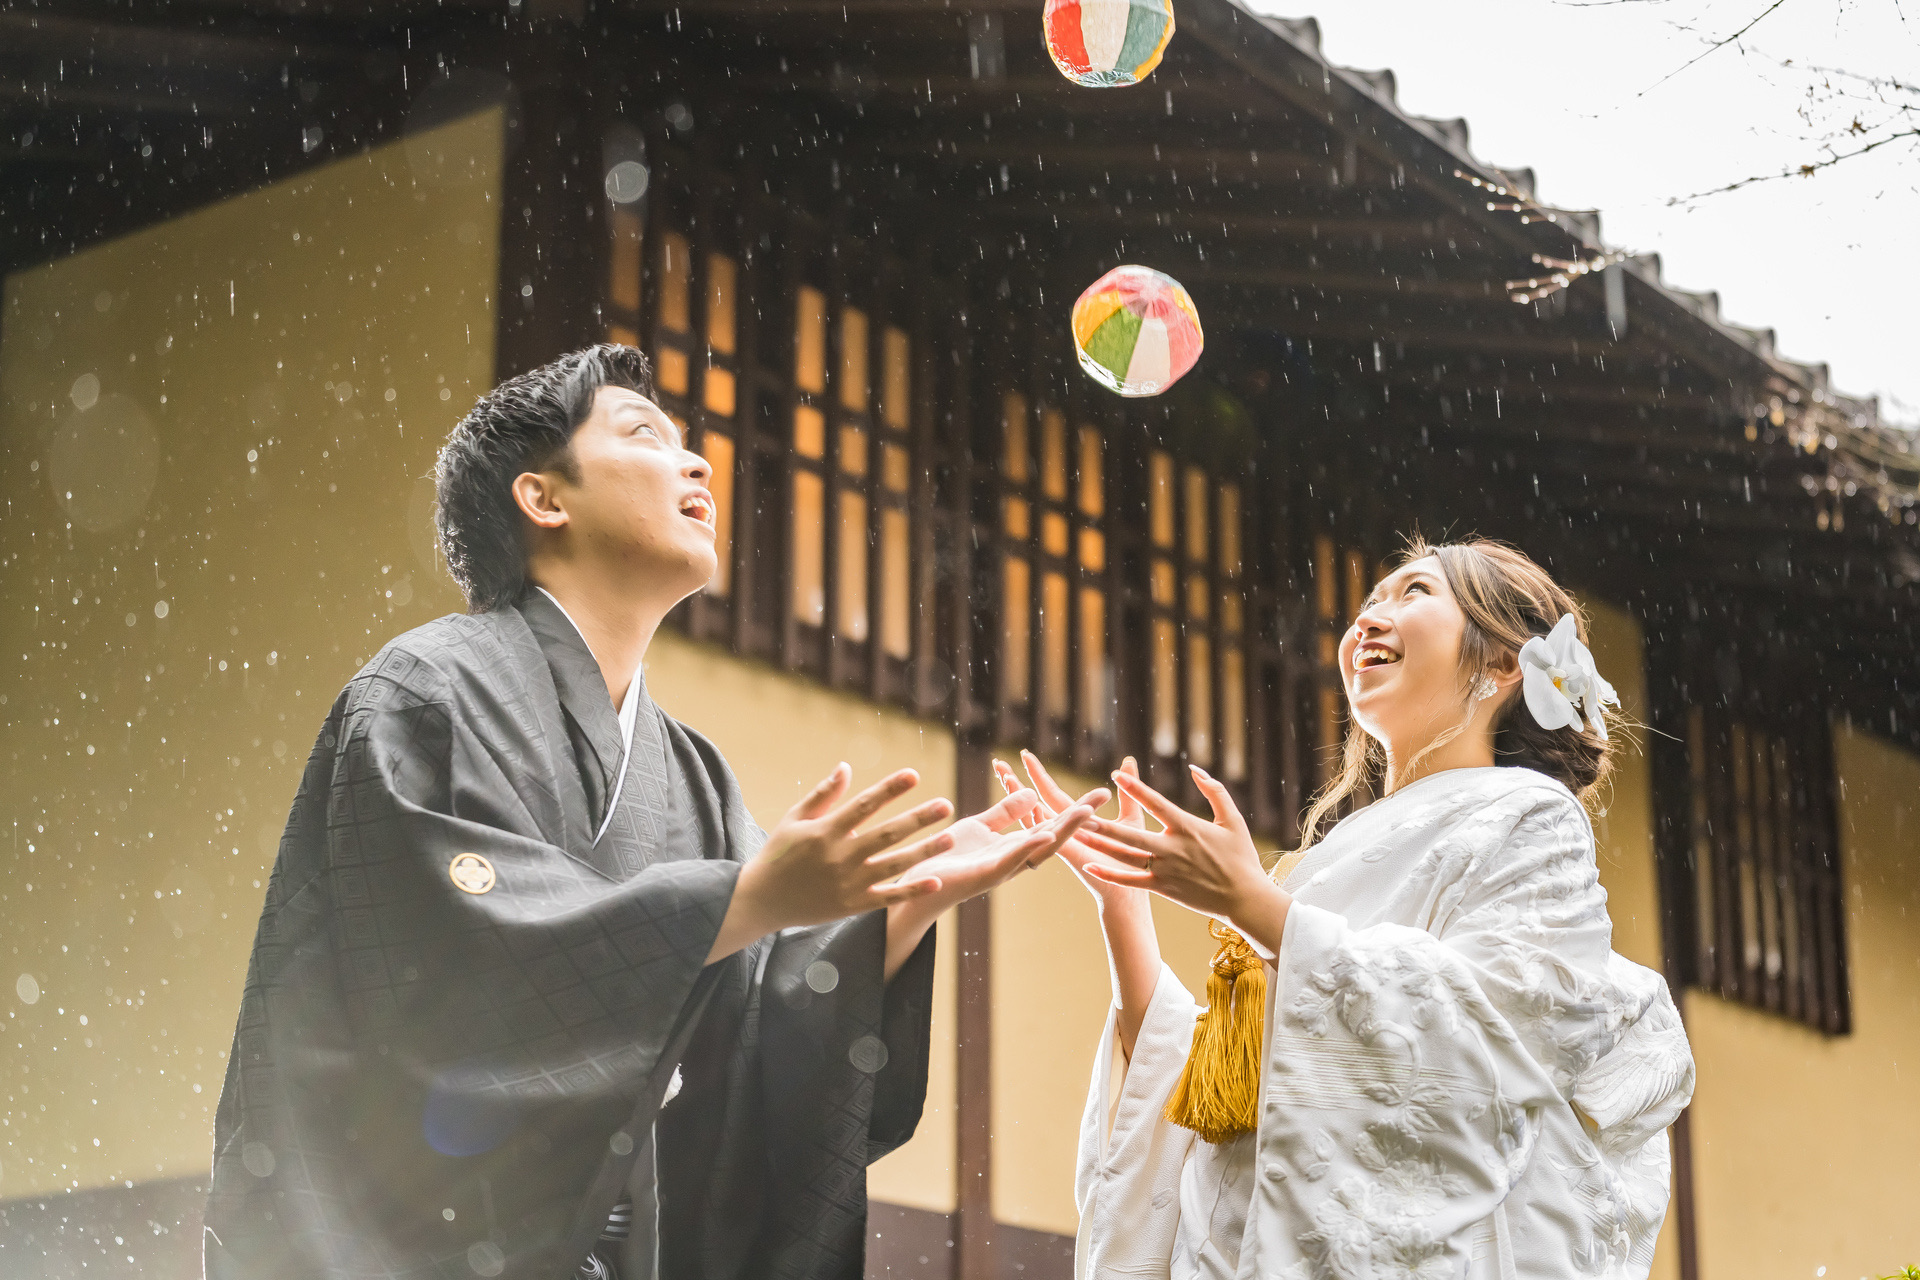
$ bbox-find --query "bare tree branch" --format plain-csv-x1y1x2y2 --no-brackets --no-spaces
1666,126,1920,202
1638,0,1796,96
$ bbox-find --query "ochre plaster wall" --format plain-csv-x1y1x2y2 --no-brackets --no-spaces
987,755,1231,1236
1684,722,1920,1277
1581,599,1679,1280
0,110,501,1197
644,630,961,1214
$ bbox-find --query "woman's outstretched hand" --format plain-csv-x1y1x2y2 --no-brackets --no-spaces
1077,764,1292,959
994,751,1147,909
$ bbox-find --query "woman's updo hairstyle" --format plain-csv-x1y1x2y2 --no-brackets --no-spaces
1294,535,1619,850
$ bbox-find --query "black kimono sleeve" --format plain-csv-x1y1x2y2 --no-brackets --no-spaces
206,638,739,1280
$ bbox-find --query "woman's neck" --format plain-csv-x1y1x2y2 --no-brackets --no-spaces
1383,730,1495,793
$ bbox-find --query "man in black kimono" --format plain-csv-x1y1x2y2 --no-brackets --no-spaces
205,345,1100,1280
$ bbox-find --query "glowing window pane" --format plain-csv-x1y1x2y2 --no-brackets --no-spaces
883,327,912,430
1187,634,1213,766
794,406,826,459
882,443,910,493
1003,557,1031,704
706,253,737,355
1221,647,1246,781
1151,619,1177,757
607,324,640,347
1314,534,1338,620
1344,548,1369,619
1221,593,1243,635
1318,632,1338,666
840,425,868,477
701,431,735,596
1040,571,1070,719
1077,426,1104,517
1151,559,1175,607
660,231,691,333
1184,467,1208,562
1078,528,1105,573
609,206,643,312
792,470,825,626
1079,587,1110,735
840,307,869,411
881,508,911,659
702,367,736,417
1149,451,1174,548
1042,512,1069,559
1041,408,1068,501
837,491,870,642
657,347,690,397
1218,484,1242,578
796,287,827,393
1003,497,1030,540
1186,574,1209,619
1002,393,1029,483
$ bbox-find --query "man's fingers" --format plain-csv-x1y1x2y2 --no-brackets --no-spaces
864,829,955,879
824,767,922,835
849,797,955,858
1188,764,1252,835
787,762,852,822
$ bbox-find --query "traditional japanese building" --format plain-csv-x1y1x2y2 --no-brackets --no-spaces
3,2,1917,1277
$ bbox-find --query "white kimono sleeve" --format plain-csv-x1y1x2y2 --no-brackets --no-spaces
1253,789,1619,1277
1074,963,1201,1280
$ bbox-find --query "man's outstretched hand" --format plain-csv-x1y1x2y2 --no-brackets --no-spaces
708,763,953,965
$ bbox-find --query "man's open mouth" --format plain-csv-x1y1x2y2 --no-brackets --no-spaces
680,492,715,526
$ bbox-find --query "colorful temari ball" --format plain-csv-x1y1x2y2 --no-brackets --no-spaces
1071,265,1203,397
1044,0,1174,88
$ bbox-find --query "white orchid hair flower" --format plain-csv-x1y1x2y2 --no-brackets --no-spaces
1516,613,1620,741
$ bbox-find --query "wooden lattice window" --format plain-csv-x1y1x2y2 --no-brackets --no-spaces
1686,706,1849,1033
994,391,1112,757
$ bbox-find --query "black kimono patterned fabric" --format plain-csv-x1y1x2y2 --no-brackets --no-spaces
204,592,937,1280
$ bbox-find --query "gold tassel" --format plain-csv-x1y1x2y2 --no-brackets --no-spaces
1163,919,1268,1144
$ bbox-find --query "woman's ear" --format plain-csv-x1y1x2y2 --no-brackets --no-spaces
1487,646,1523,692
511,471,569,531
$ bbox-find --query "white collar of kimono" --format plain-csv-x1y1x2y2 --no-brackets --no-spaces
535,586,642,848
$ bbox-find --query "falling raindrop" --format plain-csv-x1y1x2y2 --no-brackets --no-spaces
15,974,40,1005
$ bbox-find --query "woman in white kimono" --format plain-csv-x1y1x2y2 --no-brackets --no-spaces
1000,538,1694,1280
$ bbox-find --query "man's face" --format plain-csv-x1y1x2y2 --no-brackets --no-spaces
538,385,717,599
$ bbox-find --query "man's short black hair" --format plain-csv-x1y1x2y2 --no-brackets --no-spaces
434,343,655,612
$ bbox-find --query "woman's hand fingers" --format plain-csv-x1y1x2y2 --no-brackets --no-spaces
1110,767,1184,831
824,768,922,835
1082,861,1155,889
1189,765,1251,837
971,782,1042,834
869,876,944,907
1018,749,1082,817
1022,803,1096,868
1082,815,1172,855
849,796,955,858
1076,827,1158,868
1116,756,1144,826
994,760,1046,829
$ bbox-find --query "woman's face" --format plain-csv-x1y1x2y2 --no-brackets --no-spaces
1337,555,1472,754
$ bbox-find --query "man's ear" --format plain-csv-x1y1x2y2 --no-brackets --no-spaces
511,471,569,531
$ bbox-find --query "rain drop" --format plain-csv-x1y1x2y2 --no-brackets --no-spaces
70,373,101,411
15,974,40,1005
805,960,840,993
154,601,170,619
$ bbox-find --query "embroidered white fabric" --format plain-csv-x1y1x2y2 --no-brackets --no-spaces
1074,766,1694,1280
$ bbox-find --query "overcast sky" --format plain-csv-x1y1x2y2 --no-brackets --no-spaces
1242,0,1919,427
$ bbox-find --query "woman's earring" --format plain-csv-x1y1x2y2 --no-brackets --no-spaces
1472,673,1499,702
